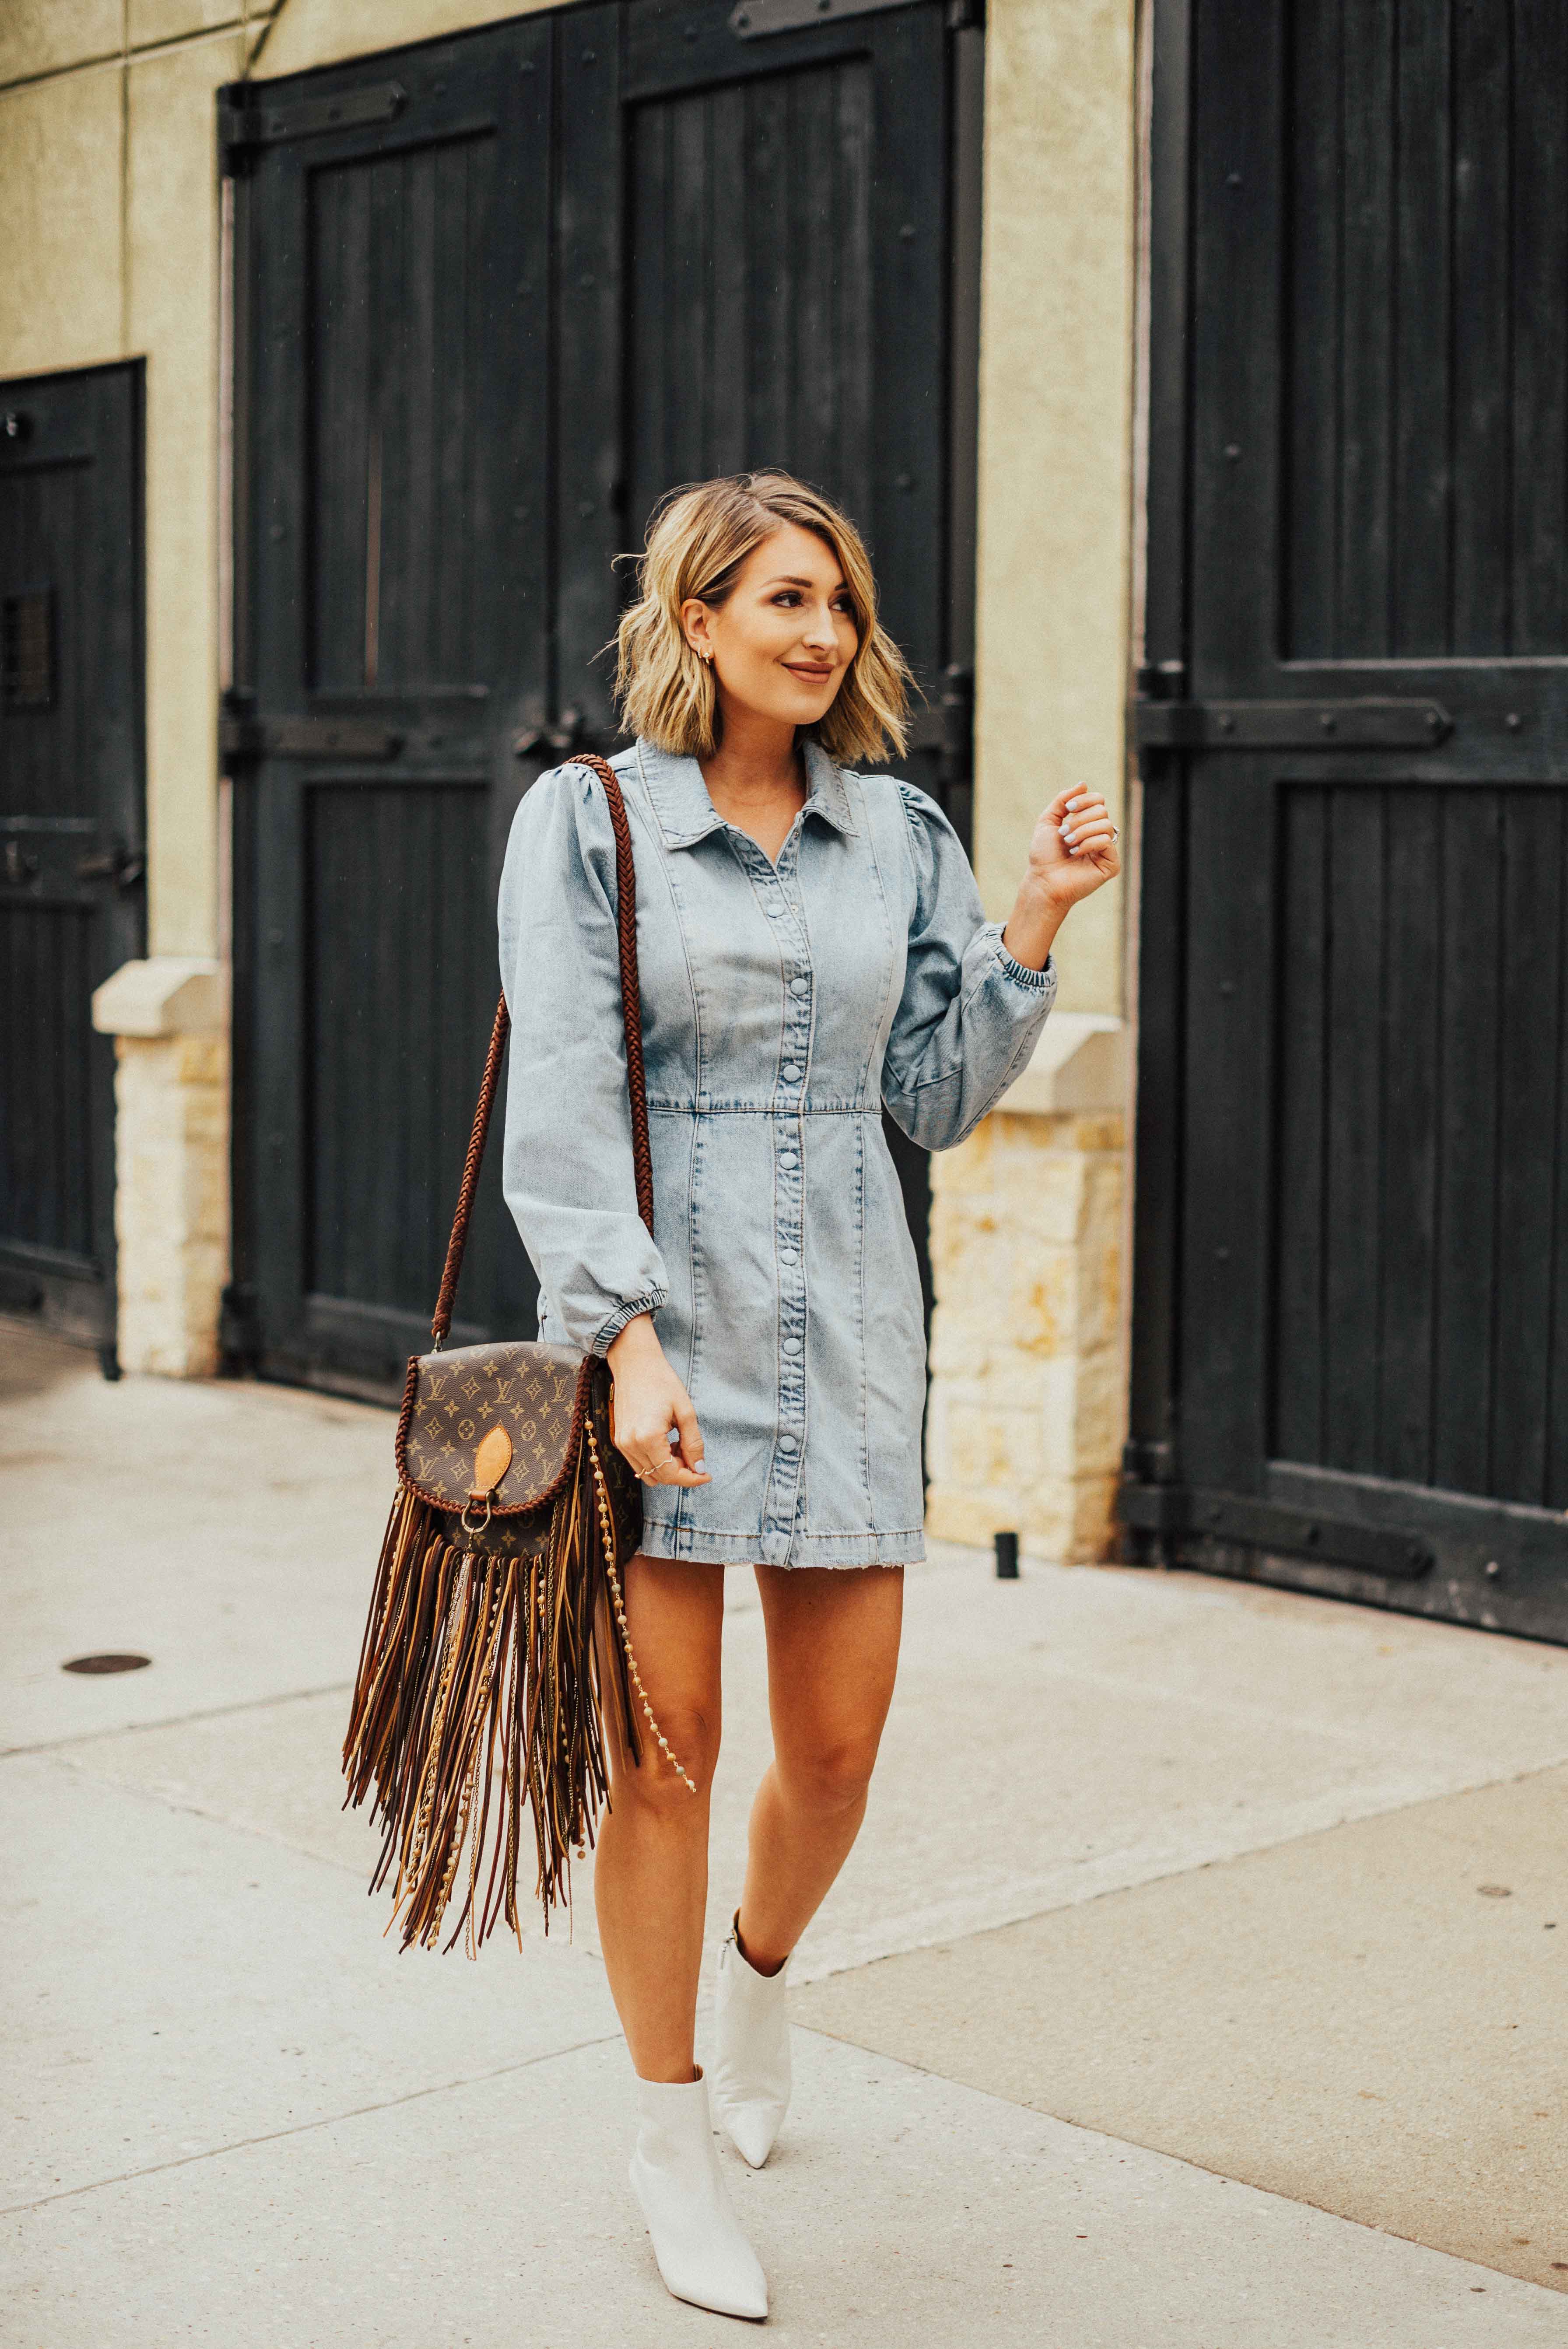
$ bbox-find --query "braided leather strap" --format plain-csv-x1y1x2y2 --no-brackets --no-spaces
430,752,652,1347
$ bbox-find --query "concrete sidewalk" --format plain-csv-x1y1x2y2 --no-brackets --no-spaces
3,1320,1565,2344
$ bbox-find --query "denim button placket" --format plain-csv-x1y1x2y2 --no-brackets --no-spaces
772,856,810,1517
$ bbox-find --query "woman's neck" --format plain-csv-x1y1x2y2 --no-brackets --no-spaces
699,705,806,805
699,705,809,863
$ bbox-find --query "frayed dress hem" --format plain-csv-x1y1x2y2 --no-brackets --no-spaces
636,1520,924,1568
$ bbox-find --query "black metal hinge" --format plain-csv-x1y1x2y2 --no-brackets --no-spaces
1115,1480,1434,1580
220,711,403,761
730,0,937,35
218,79,407,171
1133,697,1453,752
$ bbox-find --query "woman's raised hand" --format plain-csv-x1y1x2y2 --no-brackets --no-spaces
1028,784,1122,905
604,1313,712,1487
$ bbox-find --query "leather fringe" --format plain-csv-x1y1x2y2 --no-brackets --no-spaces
340,1383,639,1954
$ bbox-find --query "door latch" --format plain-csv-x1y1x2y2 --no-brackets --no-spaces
74,847,146,890
511,706,589,760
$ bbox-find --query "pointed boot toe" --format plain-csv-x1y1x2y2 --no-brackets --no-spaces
710,1915,792,2170
628,2068,769,2321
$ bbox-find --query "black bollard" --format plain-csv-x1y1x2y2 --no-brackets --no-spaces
994,1530,1020,1580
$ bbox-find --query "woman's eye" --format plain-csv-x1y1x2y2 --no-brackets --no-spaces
772,590,801,607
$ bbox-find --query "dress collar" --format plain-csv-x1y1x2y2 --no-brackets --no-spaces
634,736,857,850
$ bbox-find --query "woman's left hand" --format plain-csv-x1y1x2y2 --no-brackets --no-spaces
1028,785,1121,906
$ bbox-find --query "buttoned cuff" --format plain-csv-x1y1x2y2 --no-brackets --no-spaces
591,1287,669,1357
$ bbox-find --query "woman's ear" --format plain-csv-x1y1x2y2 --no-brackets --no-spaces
680,597,712,660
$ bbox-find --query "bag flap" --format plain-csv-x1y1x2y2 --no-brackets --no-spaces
396,1341,593,1516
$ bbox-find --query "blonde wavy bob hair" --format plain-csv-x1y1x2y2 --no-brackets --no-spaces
613,471,912,766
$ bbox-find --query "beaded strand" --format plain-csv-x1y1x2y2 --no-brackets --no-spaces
586,1419,698,1795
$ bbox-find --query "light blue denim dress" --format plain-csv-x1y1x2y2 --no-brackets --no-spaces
497,736,1056,1567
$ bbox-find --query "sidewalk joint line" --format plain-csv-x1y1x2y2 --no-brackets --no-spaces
2,1680,353,1761
0,2031,624,2219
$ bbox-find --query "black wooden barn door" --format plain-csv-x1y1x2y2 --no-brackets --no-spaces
552,0,972,1345
1126,0,1568,1640
226,27,552,1391
0,364,145,1362
228,0,971,1397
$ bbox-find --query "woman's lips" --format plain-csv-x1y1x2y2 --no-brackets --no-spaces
784,661,834,681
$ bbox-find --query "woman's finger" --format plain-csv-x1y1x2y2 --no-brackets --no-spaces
670,1393,706,1473
625,1415,711,1486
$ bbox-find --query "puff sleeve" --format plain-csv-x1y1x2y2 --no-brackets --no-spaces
497,763,670,1355
880,780,1057,1151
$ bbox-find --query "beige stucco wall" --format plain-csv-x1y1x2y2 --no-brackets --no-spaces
972,0,1137,1019
255,0,538,74
0,65,124,373
128,35,241,958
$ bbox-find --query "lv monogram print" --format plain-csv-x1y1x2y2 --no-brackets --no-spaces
398,1340,587,1516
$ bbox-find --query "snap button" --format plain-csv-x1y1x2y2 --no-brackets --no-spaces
782,1338,803,1356
777,1432,798,1450
781,1063,802,1081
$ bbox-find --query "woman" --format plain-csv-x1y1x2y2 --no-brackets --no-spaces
498,472,1119,2320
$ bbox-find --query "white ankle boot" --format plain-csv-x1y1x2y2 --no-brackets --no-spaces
710,1913,793,2169
628,2066,769,2321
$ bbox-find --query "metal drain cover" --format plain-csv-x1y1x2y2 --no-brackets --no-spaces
61,1652,151,1676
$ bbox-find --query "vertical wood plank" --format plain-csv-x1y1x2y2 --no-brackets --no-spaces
368,151,406,690
1548,802,1568,1510
1431,790,1502,1492
1322,785,1386,1473
1510,0,1568,656
1180,764,1277,1489
1490,790,1563,1500
1270,788,1328,1461
1377,789,1442,1486
747,74,793,475
1188,0,1282,690
1283,0,1341,658
1336,0,1394,655
709,87,747,476
666,90,709,487
1450,0,1513,653
1391,0,1451,653
554,3,624,734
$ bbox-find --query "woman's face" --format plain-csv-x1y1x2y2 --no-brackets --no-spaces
682,523,859,735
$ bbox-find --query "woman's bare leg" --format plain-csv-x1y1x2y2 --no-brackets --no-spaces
593,1555,727,2081
736,1563,905,1973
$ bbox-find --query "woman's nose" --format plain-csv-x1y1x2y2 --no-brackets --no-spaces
800,606,836,648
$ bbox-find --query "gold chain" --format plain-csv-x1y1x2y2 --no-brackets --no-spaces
586,1420,698,1795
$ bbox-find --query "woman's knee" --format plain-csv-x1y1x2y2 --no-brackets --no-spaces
775,1729,881,1816
612,1701,721,1817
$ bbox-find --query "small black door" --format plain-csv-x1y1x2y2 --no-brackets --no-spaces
1127,0,1568,1641
228,1,975,1397
0,364,145,1359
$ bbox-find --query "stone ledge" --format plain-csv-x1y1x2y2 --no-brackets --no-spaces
996,1011,1126,1114
92,956,228,1038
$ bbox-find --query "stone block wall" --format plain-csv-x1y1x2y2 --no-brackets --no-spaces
112,1032,231,1379
925,1106,1127,1563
